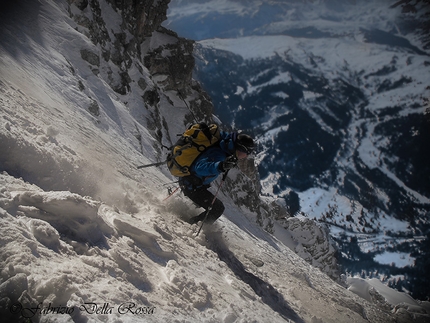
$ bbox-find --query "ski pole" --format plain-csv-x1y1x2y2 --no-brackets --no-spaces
162,186,180,201
195,170,230,237
137,160,165,169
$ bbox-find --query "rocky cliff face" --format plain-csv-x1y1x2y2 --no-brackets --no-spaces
68,0,212,134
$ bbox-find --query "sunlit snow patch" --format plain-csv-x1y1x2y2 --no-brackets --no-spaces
374,252,415,268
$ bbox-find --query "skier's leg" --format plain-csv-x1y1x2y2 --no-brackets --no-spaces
185,188,225,224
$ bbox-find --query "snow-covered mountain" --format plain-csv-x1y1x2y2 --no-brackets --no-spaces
164,0,430,302
1,0,429,322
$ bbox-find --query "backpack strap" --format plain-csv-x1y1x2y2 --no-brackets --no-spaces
199,123,214,144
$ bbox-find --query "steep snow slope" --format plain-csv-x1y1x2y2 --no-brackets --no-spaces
1,0,429,322
4,173,422,323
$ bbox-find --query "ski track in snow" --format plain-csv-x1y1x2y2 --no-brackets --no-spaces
1,0,429,322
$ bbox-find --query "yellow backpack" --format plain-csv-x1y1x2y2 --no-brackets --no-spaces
166,123,221,177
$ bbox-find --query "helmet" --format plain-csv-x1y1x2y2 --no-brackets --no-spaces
235,134,254,154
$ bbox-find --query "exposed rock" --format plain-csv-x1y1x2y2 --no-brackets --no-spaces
107,0,170,42
138,78,148,91
69,0,88,11
281,215,339,280
69,0,171,96
143,27,195,93
80,49,100,66
143,89,160,107
88,99,100,116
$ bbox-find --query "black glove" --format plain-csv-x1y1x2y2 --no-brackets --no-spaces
219,155,237,172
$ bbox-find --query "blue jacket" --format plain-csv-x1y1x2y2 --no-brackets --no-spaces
181,131,236,189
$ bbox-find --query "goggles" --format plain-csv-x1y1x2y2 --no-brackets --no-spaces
236,142,254,155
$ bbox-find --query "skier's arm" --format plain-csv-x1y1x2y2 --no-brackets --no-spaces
192,151,224,177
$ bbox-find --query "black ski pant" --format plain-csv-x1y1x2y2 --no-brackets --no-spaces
182,186,225,224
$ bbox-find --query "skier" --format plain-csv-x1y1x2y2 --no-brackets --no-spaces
179,132,254,225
